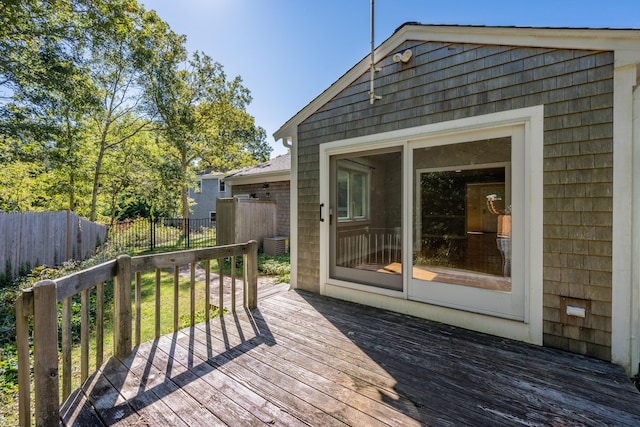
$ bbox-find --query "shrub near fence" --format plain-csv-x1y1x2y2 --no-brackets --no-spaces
0,211,107,284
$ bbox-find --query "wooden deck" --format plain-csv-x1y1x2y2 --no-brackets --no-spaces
61,286,640,426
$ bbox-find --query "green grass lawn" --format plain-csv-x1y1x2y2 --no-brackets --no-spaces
134,267,223,343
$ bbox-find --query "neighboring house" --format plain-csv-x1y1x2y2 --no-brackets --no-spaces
224,153,291,238
274,23,640,375
188,171,231,222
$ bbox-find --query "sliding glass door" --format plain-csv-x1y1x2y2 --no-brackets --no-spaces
329,148,403,291
323,124,528,321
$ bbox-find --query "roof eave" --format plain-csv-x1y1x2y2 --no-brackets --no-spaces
273,24,640,142
225,170,291,186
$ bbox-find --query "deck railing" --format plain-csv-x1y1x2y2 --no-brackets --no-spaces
15,241,258,427
337,226,402,268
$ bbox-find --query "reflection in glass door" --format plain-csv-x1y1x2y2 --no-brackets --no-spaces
410,136,524,320
415,168,509,289
330,148,403,291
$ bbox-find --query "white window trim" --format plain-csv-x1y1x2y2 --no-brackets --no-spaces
320,105,543,345
337,160,371,222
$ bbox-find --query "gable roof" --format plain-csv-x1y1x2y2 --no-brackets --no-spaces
274,23,640,143
224,153,291,185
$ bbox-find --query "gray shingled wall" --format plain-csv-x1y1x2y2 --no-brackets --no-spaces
296,40,614,360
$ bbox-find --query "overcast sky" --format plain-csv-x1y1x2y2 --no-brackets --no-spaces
142,0,640,158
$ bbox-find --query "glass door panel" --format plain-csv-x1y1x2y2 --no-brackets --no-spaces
415,169,509,289
330,148,403,291
410,137,524,320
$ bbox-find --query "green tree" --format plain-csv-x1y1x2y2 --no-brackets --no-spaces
1,0,107,213
85,4,162,221
0,156,50,212
143,50,271,218
1,0,97,138
6,59,100,214
0,0,270,219
98,130,174,224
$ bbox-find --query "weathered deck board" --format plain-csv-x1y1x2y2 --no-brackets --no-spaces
184,318,402,427
261,294,640,425
270,294,640,424
64,288,640,426
151,333,307,426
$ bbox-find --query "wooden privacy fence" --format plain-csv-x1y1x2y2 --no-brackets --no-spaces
0,210,107,281
216,198,276,249
15,241,258,427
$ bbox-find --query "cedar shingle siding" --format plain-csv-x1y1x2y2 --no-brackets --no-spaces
297,41,614,359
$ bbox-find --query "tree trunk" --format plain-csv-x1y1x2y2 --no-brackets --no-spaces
90,146,106,221
69,172,76,212
90,115,112,221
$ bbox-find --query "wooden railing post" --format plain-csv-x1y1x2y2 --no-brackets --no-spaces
246,240,258,310
114,255,132,358
32,280,60,426
16,290,33,427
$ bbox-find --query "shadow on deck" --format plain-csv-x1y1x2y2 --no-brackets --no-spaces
62,287,640,426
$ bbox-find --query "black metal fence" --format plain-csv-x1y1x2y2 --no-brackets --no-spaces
107,217,216,252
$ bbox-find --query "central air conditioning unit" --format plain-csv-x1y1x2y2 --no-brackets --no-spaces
264,236,288,256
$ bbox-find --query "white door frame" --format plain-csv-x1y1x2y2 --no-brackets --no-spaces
319,106,544,344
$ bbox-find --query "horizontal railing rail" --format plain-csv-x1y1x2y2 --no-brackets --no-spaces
337,226,402,267
15,241,258,427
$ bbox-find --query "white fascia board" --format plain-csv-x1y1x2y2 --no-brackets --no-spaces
198,173,224,180
400,26,640,53
274,122,297,143
273,25,640,143
224,171,290,186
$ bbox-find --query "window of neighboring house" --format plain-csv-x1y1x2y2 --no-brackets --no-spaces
337,161,370,222
210,211,216,222
219,179,226,192
195,180,202,194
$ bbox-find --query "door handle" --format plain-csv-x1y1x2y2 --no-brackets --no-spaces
319,203,325,222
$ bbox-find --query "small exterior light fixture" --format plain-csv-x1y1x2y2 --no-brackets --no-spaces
393,49,413,63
